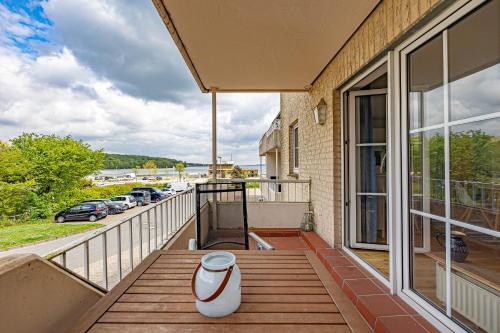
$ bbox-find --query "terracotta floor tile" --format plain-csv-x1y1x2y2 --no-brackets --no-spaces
332,266,367,280
375,315,429,333
356,295,407,327
262,237,308,250
301,232,331,250
413,315,441,333
371,278,390,294
343,278,386,296
330,268,344,286
342,281,359,304
393,296,418,315
317,248,344,259
325,256,353,267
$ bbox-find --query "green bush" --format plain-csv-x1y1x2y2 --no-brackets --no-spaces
246,182,260,189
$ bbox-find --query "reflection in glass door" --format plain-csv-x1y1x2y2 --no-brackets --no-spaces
349,89,388,250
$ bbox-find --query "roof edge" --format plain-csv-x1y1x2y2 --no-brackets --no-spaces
152,0,209,93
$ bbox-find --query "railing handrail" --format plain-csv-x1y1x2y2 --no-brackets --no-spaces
245,178,310,184
46,188,196,291
265,118,281,137
45,188,194,259
410,176,500,188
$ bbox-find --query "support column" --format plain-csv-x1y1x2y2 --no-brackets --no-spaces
259,156,263,179
212,88,217,182
275,148,279,178
211,88,218,231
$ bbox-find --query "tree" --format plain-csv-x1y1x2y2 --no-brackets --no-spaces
231,165,244,179
0,145,35,219
175,162,185,180
1,133,103,218
10,133,103,196
143,160,157,176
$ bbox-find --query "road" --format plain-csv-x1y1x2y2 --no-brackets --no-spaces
0,193,194,290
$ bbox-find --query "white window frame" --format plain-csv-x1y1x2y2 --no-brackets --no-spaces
396,0,498,332
340,55,395,291
292,123,299,174
339,1,497,332
348,88,389,251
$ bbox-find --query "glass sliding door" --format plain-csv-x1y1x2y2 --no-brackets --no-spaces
349,89,388,251
402,1,499,331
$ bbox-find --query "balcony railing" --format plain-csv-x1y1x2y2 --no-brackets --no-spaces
266,118,281,137
46,189,195,291
214,179,310,203
259,118,281,156
411,177,499,213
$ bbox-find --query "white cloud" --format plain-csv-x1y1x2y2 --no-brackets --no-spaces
0,1,279,164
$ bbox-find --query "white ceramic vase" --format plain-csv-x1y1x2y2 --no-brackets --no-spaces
191,251,241,317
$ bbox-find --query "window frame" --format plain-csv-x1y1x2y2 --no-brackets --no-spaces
291,122,299,174
397,0,499,331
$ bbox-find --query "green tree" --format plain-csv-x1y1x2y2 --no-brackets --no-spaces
0,145,35,219
3,133,104,218
143,160,157,176
450,130,497,182
175,162,185,180
231,165,244,179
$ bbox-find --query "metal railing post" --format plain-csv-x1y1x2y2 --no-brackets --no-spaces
154,206,158,250
147,210,151,254
62,252,67,268
166,200,170,237
128,219,133,270
139,214,143,260
102,233,108,289
116,226,122,281
160,202,164,244
83,241,89,280
175,195,178,230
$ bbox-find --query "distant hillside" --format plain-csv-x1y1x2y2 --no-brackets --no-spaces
103,153,204,169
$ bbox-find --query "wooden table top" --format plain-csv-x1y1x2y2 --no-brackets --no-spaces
72,250,370,333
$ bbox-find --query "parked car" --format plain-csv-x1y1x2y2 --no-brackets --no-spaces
132,187,166,202
162,188,176,197
171,182,190,192
129,191,151,206
83,199,125,214
55,202,107,223
110,195,137,209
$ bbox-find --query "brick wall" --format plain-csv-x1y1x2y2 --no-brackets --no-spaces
278,0,444,246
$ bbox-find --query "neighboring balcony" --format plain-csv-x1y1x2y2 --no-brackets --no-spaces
259,118,281,156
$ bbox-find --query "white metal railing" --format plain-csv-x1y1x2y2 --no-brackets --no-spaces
259,118,281,146
46,188,195,291
247,179,310,203
411,177,499,212
266,118,281,137
214,179,310,203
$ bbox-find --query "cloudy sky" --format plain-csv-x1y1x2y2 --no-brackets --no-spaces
0,0,279,164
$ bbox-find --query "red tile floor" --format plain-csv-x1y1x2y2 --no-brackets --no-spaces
251,230,439,333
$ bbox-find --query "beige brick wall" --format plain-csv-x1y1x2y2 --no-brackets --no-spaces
278,0,444,246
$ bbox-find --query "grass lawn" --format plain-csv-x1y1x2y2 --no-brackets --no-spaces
0,223,103,250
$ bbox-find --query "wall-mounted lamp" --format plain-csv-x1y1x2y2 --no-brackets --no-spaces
312,98,327,125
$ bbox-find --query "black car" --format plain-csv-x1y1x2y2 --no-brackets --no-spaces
131,187,166,202
55,202,107,223
83,199,125,214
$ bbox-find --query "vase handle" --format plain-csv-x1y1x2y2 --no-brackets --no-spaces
435,232,445,248
191,263,234,303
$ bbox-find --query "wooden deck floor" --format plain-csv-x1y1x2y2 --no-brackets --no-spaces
72,250,371,333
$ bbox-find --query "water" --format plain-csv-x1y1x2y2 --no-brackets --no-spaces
97,164,266,177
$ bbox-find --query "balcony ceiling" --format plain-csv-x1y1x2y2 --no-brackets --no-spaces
153,0,380,92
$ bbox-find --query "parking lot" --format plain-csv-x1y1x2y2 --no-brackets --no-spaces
0,198,170,259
